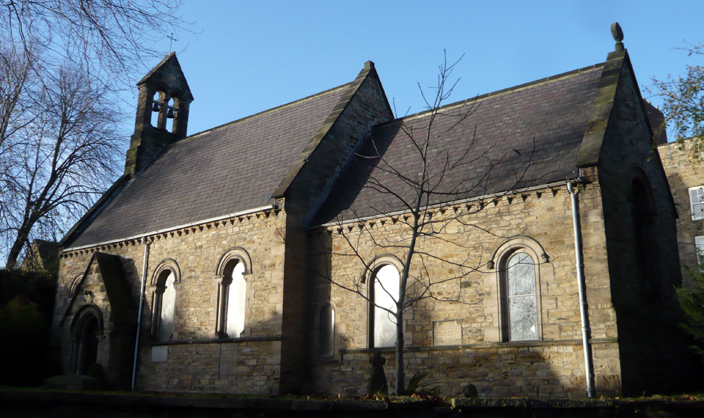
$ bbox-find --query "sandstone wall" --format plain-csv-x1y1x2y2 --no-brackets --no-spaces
307,179,620,397
658,140,704,288
56,208,287,394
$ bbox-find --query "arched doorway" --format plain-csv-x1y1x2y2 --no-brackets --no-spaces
71,310,102,376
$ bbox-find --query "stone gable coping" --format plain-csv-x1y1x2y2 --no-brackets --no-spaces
575,50,627,168
59,252,135,326
272,61,391,199
136,52,193,102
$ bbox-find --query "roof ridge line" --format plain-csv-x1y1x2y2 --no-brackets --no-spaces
185,82,353,140
374,62,607,128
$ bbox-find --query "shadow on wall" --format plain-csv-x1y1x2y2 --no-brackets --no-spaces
305,230,586,398
602,168,704,396
134,313,285,395
50,255,139,390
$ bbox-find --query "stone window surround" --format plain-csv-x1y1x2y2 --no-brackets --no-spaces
149,258,181,341
490,237,547,343
214,247,253,339
69,275,83,297
365,255,404,349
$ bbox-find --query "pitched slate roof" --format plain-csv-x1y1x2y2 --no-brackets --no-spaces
313,64,605,225
67,83,351,248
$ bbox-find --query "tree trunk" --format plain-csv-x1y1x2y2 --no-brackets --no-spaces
395,310,405,395
5,226,30,269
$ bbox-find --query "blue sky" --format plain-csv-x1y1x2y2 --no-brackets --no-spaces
139,0,702,139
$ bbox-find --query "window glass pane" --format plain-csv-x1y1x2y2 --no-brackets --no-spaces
507,252,538,341
159,272,176,341
696,236,704,265
319,305,334,357
226,262,246,338
508,253,535,296
509,295,538,340
374,265,399,348
690,187,704,220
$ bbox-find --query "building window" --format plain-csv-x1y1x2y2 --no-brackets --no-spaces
224,261,246,338
157,272,176,341
215,247,252,338
370,264,400,348
695,236,704,265
502,252,539,341
689,186,704,220
150,259,181,342
319,305,335,358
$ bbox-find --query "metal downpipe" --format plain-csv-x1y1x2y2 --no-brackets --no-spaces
131,237,150,391
567,181,596,398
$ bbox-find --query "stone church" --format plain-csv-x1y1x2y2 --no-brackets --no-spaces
52,26,701,397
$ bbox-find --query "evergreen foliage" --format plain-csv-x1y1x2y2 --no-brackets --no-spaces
0,269,57,385
676,266,704,359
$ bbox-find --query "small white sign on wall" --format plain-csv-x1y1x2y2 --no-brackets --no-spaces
433,320,462,346
151,345,168,363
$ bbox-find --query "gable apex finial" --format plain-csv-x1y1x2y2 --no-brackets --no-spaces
611,22,624,52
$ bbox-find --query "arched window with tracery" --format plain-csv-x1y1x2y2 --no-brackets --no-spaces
491,237,547,343
503,251,539,341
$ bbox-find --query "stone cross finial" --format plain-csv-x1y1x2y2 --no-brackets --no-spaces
611,22,624,52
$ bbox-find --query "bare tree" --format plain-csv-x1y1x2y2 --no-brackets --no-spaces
313,53,547,395
1,0,189,86
1,57,121,268
0,0,188,267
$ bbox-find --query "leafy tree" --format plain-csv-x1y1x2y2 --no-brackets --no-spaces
676,263,704,360
651,43,704,153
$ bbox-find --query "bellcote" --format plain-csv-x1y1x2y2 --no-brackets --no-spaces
125,53,194,176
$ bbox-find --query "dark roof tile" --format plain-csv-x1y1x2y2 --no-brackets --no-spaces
68,83,351,248
313,65,605,225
